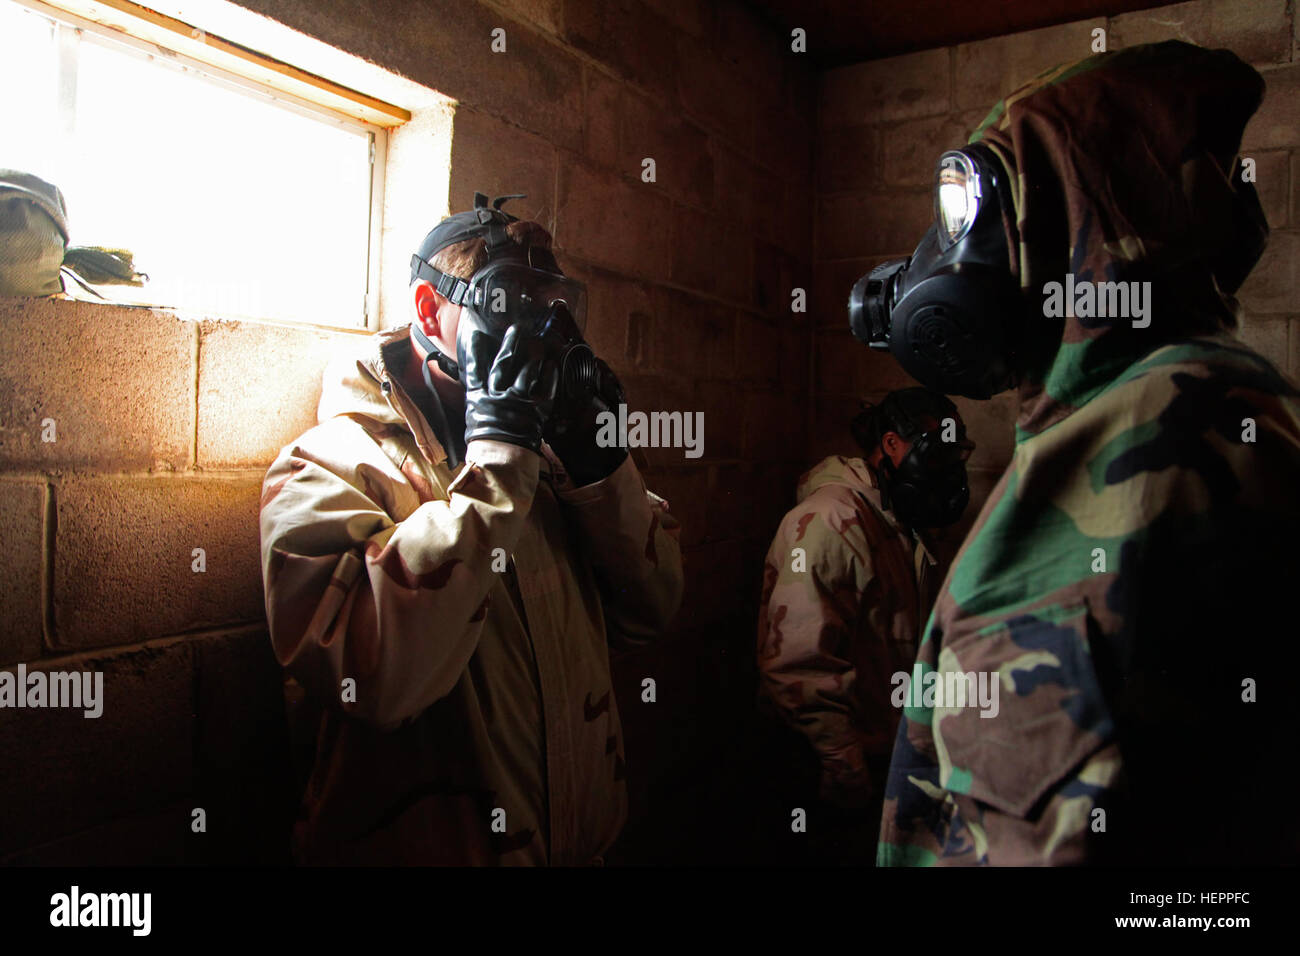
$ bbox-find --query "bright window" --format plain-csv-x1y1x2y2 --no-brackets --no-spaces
1,0,384,329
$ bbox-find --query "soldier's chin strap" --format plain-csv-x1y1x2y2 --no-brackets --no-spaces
411,319,460,383
407,320,466,469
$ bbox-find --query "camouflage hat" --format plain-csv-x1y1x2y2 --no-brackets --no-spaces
0,169,69,296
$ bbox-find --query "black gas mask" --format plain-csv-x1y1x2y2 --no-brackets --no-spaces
879,427,973,531
409,192,618,406
849,143,1023,399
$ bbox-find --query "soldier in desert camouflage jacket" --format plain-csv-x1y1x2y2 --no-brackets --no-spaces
260,207,683,865
876,41,1300,865
756,389,972,828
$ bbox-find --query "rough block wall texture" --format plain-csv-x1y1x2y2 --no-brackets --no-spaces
0,0,813,863
0,296,366,862
813,0,1300,550
9,0,1289,867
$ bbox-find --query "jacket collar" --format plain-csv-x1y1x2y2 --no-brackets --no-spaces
318,323,450,467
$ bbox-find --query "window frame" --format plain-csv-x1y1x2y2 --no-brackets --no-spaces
11,0,403,330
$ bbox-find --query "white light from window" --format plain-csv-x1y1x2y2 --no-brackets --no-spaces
1,1,373,328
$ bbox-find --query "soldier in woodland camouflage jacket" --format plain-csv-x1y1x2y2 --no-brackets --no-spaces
877,41,1300,865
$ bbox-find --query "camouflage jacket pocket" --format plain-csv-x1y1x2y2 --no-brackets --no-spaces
930,601,1116,819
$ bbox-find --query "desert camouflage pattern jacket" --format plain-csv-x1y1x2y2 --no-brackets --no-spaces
259,324,683,865
878,42,1300,865
757,455,939,803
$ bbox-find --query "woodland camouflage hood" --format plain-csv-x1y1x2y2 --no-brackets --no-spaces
970,40,1269,435
878,41,1300,866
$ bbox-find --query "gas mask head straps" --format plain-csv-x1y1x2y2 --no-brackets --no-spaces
409,191,526,380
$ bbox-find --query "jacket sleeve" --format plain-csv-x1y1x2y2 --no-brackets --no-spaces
260,427,539,729
756,492,876,804
555,454,684,648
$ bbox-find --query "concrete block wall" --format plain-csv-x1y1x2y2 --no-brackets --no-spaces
0,0,814,863
9,0,1291,866
0,298,372,862
813,0,1300,546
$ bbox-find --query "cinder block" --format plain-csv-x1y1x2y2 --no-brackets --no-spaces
562,0,679,102
671,203,726,296
617,372,702,467
779,180,816,261
858,344,922,395
620,94,715,208
193,627,288,781
584,66,623,170
711,1,785,100
694,379,744,461
448,108,559,231
680,538,748,624
752,460,800,535
0,299,194,471
817,326,918,395
0,640,194,857
954,18,1105,113
1110,0,1290,66
717,220,756,308
642,0,708,38
1243,65,1300,151
198,319,352,469
880,112,986,187
740,388,790,464
809,390,869,462
639,465,708,550
677,34,754,150
1293,154,1300,230
1290,316,1300,380
817,189,932,260
735,312,782,389
755,96,814,183
705,462,746,541
670,207,755,310
1238,230,1299,314
1252,150,1290,229
53,475,264,651
0,481,44,666
576,265,647,370
653,291,733,380
240,0,585,152
556,162,674,279
813,256,889,330
754,241,803,320
817,124,878,193
491,0,563,35
711,144,782,239
1235,313,1290,368
779,321,811,407
820,47,951,128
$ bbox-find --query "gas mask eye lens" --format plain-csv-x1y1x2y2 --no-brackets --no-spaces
934,151,981,250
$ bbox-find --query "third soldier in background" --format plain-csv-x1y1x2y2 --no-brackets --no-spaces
754,387,973,863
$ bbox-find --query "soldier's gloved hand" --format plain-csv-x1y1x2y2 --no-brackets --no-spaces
461,319,558,454
544,350,629,487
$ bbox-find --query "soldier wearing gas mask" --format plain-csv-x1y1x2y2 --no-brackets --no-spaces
259,192,683,865
755,387,973,862
853,42,1300,865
